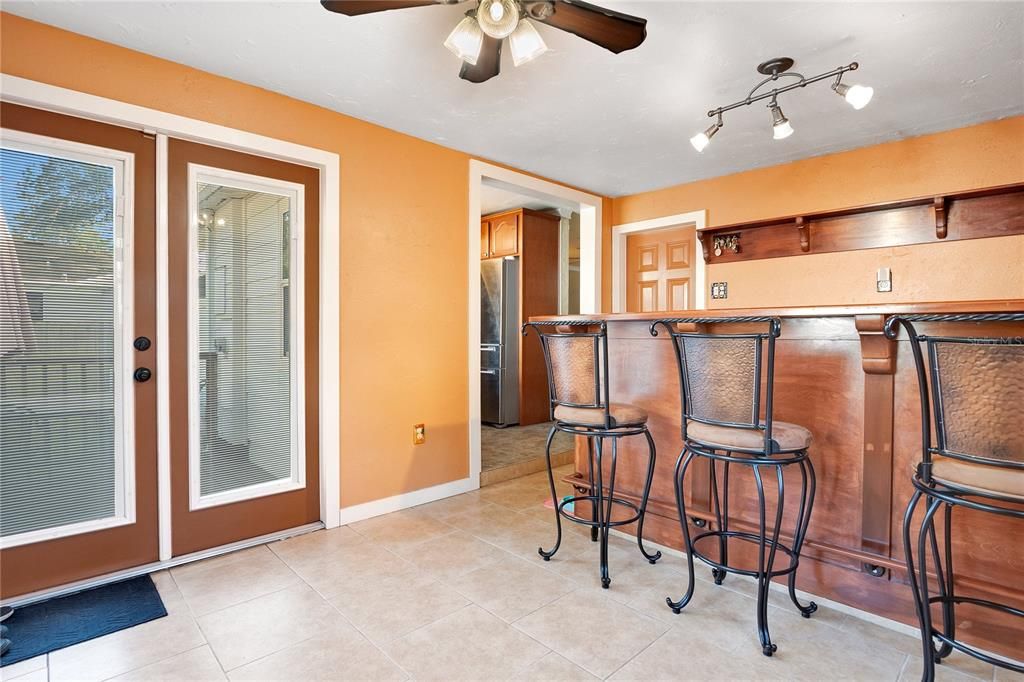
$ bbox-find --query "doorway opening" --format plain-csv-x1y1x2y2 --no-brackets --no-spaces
611,210,708,313
468,162,603,487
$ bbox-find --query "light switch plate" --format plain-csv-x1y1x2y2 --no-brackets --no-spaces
876,268,892,293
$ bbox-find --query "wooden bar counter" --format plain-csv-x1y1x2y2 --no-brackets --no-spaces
534,300,1024,659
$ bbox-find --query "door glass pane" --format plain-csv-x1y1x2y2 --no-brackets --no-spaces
0,144,122,538
196,179,294,498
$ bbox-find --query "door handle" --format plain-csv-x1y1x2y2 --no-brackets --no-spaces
134,367,152,382
134,336,152,351
481,369,498,375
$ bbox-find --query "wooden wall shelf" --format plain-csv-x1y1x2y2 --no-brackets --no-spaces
697,183,1024,264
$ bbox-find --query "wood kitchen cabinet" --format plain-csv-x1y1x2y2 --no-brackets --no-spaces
480,210,522,259
481,208,561,426
480,219,491,258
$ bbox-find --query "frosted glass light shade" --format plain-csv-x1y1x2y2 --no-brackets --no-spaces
477,0,519,38
509,20,548,66
444,16,484,65
836,83,874,110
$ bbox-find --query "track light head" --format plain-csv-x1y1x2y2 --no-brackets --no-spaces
690,118,722,152
834,82,874,110
769,103,793,140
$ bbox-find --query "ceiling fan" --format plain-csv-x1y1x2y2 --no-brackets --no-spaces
320,0,648,83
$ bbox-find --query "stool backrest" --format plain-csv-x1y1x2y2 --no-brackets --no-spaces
650,317,782,452
885,314,1024,476
522,320,610,427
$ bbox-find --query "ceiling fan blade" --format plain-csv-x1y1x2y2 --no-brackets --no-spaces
533,0,647,53
320,0,440,16
459,35,502,83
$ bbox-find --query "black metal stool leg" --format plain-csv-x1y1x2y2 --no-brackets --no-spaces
538,426,563,561
600,436,621,588
636,429,662,564
595,435,611,588
903,490,932,682
710,457,727,584
667,448,697,613
788,455,818,617
930,503,955,661
752,464,778,657
917,496,945,682
587,435,598,542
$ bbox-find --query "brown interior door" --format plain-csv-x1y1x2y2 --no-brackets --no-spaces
167,139,320,556
625,225,695,312
0,104,158,598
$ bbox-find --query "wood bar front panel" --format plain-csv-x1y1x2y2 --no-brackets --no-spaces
551,302,1024,659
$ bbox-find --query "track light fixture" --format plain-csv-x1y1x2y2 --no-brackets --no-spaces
689,57,872,152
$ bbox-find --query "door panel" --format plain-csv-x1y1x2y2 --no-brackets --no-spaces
490,213,519,257
168,139,319,556
0,103,158,598
625,225,695,313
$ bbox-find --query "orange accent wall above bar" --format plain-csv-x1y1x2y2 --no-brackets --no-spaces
613,117,1024,228
607,118,1024,311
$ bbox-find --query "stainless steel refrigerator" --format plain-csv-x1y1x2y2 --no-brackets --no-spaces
480,257,520,427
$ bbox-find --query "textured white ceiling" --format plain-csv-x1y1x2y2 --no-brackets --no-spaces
6,1,1022,196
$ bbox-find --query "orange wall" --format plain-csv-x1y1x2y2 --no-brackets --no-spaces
0,13,600,507
610,117,1024,310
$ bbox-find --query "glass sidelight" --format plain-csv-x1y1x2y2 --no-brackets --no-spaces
188,166,305,509
0,137,135,547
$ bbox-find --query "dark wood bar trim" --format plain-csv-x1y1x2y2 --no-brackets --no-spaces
693,183,1023,264
856,315,896,560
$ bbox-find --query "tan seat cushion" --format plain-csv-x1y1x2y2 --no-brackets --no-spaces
554,403,648,428
687,420,812,453
931,457,1024,501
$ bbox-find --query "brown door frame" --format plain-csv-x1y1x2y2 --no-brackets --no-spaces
0,103,159,599
167,138,320,557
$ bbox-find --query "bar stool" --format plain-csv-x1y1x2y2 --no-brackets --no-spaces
522,320,662,588
885,314,1024,681
650,316,817,657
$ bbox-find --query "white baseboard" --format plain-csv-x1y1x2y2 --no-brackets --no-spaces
339,475,479,525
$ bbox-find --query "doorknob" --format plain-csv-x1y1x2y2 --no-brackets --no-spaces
134,336,152,351
134,367,152,382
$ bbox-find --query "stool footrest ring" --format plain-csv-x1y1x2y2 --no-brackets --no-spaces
557,494,643,528
690,530,800,579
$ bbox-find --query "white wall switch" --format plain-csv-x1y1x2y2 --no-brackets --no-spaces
876,267,892,293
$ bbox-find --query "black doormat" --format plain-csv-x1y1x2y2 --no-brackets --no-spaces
1,575,167,666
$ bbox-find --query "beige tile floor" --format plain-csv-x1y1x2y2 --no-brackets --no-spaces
3,465,1019,682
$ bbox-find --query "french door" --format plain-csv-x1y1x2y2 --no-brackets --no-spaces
167,139,320,556
0,104,159,598
0,105,320,599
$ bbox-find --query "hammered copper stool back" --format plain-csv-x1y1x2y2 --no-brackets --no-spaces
886,313,1024,682
522,320,661,589
650,316,817,657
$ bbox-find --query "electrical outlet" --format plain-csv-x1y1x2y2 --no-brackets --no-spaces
711,282,728,299
413,424,426,445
